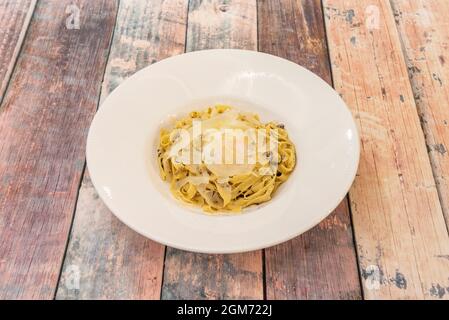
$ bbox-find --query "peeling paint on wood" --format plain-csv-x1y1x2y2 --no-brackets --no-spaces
161,0,263,300
324,0,449,299
56,0,188,300
259,0,361,300
187,0,257,50
1,0,447,300
0,0,118,299
391,0,449,228
163,250,262,299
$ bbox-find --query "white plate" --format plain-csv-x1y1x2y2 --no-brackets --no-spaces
87,49,359,254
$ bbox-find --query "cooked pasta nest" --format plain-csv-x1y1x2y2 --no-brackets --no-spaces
157,105,296,213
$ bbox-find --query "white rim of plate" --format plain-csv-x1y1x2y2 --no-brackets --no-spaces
86,49,360,254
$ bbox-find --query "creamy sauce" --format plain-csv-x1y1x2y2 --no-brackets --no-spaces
167,110,277,180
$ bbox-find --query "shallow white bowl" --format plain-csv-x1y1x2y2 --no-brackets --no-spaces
86,49,359,254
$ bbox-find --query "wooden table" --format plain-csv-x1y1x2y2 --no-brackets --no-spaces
0,0,448,300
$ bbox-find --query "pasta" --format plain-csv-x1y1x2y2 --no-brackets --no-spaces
157,105,296,213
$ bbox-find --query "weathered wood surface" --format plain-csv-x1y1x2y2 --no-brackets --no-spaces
258,0,362,300
2,0,448,300
0,0,118,299
56,0,188,300
161,0,263,300
391,0,449,228
324,0,449,299
0,0,36,102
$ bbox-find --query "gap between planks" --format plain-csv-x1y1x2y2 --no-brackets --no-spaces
390,0,449,233
259,0,362,300
0,0,37,104
161,0,264,300
56,0,188,300
0,0,119,299
53,0,121,299
323,0,449,299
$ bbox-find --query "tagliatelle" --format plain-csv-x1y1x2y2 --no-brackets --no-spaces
157,105,296,213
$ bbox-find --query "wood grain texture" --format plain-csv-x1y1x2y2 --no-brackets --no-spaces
391,0,449,229
0,0,36,102
162,0,263,300
259,0,362,300
0,0,118,299
56,0,188,300
187,0,257,50
324,0,449,299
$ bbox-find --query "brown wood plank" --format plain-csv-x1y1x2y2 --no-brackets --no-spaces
161,0,263,300
0,0,118,299
259,0,362,300
0,0,36,102
56,0,188,300
324,0,449,299
391,0,449,229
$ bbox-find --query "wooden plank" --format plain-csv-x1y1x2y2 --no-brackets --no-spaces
56,0,188,300
0,0,36,102
324,0,449,299
259,0,362,300
0,0,118,299
161,0,263,300
163,250,263,299
391,0,449,229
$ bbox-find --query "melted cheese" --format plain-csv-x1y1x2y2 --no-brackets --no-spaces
201,111,255,178
157,105,297,212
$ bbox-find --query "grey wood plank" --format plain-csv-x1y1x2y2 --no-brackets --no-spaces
0,0,118,299
56,0,188,300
